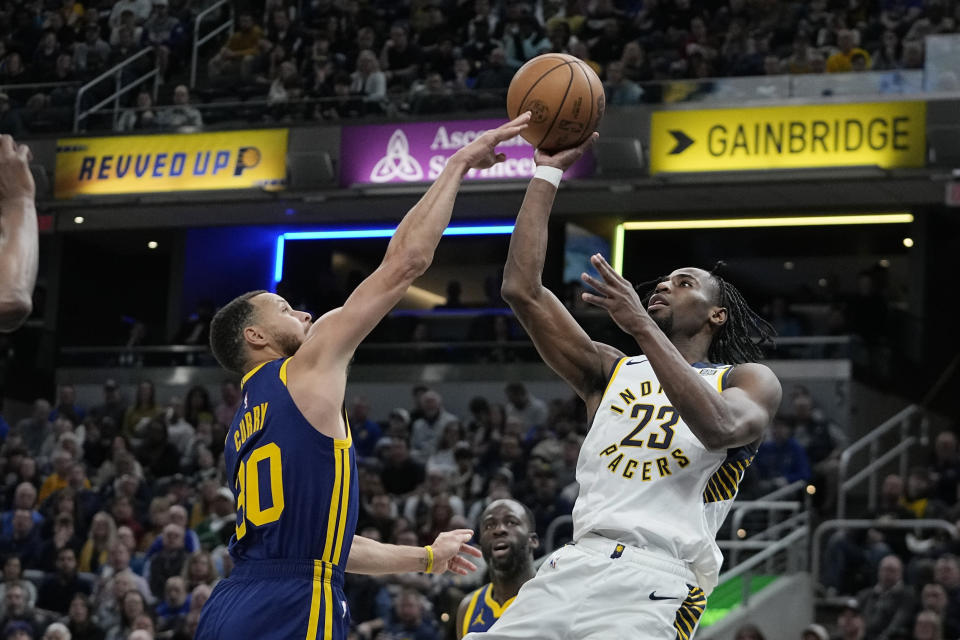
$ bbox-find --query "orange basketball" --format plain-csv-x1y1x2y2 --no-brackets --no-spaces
506,53,605,153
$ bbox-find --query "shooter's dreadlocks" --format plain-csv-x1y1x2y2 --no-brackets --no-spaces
635,262,775,365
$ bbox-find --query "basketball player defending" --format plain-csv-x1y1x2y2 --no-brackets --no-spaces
196,113,532,640
0,134,39,332
456,499,538,638
472,135,783,640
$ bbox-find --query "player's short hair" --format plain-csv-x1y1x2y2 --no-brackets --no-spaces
209,290,267,375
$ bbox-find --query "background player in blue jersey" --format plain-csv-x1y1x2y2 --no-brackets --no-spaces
456,499,538,638
196,112,532,640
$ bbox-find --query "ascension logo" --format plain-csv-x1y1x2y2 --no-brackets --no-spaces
370,130,424,183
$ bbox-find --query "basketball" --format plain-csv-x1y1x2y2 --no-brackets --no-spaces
506,53,605,153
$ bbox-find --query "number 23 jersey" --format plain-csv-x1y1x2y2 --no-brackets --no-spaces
225,357,359,566
572,356,756,595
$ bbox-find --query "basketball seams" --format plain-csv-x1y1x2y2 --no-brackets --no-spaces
533,62,576,150
513,60,576,119
573,60,596,148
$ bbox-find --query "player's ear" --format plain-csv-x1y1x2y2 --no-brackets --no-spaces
243,324,269,347
528,532,540,551
709,306,727,329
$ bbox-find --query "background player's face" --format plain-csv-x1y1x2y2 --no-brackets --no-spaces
479,500,537,574
647,268,725,339
250,293,312,357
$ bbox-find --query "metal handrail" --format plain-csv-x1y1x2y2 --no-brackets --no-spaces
728,501,804,567
751,479,808,502
718,526,807,606
191,0,234,88
0,80,84,91
836,405,927,518
73,46,159,132
811,519,959,587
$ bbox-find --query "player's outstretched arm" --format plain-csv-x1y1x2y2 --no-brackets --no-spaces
290,113,531,373
580,254,782,449
501,134,622,412
345,529,481,576
0,135,38,332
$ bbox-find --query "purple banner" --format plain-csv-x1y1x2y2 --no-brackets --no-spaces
340,119,595,186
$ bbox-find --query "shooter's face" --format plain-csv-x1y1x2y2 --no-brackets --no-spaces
250,293,312,357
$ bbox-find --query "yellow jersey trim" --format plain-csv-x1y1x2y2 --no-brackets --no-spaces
482,583,516,617
322,448,344,563
240,360,270,388
462,586,483,637
322,563,333,638
279,357,291,386
306,560,324,639
332,447,351,565
334,408,352,449
601,357,628,402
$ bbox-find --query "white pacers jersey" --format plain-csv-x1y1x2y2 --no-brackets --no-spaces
572,355,756,595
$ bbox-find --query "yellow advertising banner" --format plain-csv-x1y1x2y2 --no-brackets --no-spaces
650,101,926,174
55,129,288,199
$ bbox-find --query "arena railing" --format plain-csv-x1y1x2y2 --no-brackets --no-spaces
718,527,808,606
73,47,160,132
811,518,959,592
836,405,929,519
56,335,853,367
190,0,234,89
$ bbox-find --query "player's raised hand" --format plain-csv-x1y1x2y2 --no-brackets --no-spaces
581,253,650,335
429,529,482,575
450,112,531,171
0,135,35,205
535,132,598,172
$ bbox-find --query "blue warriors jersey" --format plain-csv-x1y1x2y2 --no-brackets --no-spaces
196,357,358,640
461,584,516,636
225,357,359,564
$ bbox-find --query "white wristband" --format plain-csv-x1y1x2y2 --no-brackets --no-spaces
533,165,563,188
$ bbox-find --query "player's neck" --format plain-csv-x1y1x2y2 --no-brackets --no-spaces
666,332,712,365
492,567,535,602
244,348,286,374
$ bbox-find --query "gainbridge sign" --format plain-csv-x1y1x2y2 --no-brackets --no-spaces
55,129,288,199
649,101,926,174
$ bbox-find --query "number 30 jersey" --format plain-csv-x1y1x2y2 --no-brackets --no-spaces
225,358,358,567
572,356,756,595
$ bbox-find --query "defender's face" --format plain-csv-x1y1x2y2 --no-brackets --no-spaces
250,293,312,357
479,501,536,572
646,268,723,337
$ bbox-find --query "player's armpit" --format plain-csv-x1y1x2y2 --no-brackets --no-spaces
504,286,623,409
714,363,782,449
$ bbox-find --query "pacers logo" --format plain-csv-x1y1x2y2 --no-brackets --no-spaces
370,130,424,183
234,146,261,176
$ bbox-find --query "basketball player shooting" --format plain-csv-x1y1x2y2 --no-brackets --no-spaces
196,113,531,640
0,134,38,332
470,135,783,640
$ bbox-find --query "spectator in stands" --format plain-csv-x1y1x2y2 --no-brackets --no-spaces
858,553,915,639
604,60,642,106
143,0,183,80
73,23,111,77
144,524,186,599
262,9,303,69
207,13,262,82
836,598,866,640
902,467,946,519
380,23,421,88
383,589,440,640
116,90,156,131
733,624,766,640
348,397,381,459
66,594,103,640
32,30,62,82
411,390,458,458
183,386,212,430
14,401,50,457
473,47,515,91
109,0,151,29
154,576,188,630
0,583,50,639
109,11,143,48
38,449,75,503
504,383,547,435
788,387,845,508
901,39,925,70
104,590,147,640
193,488,233,550
181,552,216,591
123,382,160,440
931,431,960,506
800,625,827,640
872,30,902,71
827,29,871,73
917,582,959,639
42,622,70,640
0,556,37,616
37,547,90,614
755,417,811,492
157,85,202,130
213,382,239,430
409,72,455,115
37,514,81,574
349,49,387,114
380,438,425,497
266,60,304,120
78,512,115,574
914,610,943,640
0,511,42,569
1,483,42,537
